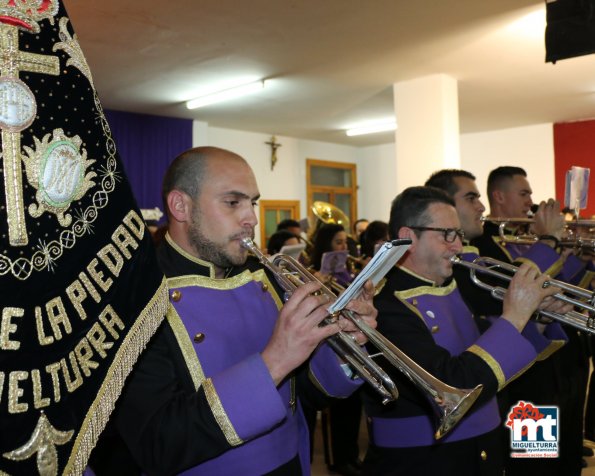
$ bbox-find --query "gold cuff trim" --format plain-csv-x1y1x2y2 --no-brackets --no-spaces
203,379,243,446
467,344,506,390
165,232,217,277
543,255,564,277
64,277,169,476
578,269,595,290
166,304,205,390
535,339,566,361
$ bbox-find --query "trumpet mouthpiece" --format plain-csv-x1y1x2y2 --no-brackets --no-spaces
240,237,256,249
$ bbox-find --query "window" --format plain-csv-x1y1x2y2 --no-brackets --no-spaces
258,200,300,249
307,159,357,229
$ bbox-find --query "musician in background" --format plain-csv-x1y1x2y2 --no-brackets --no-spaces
426,169,571,475
353,218,370,243
277,218,303,239
115,146,378,475
472,166,587,475
266,230,300,255
359,220,390,266
309,222,363,476
362,186,569,476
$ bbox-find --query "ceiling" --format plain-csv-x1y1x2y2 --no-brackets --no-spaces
63,1,595,147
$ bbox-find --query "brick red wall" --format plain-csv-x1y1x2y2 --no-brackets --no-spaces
553,120,595,217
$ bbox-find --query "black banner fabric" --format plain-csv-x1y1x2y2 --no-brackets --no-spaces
0,2,167,474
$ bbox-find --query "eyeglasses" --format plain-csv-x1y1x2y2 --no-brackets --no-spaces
408,226,465,243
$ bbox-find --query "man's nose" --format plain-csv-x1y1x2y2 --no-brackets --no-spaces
242,205,258,228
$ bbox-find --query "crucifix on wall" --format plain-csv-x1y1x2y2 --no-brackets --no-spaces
266,135,282,171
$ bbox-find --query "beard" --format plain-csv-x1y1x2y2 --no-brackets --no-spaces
188,206,251,269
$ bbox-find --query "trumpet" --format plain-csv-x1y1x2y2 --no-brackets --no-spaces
451,255,595,334
242,237,483,439
482,217,595,252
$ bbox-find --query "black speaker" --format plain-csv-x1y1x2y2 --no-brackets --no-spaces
546,0,595,63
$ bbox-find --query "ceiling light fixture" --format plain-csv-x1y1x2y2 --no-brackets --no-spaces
186,80,266,109
345,120,397,136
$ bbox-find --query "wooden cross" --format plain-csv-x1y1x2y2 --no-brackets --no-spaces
0,23,59,246
265,135,282,171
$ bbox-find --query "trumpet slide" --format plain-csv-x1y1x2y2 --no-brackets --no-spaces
243,238,483,439
451,255,595,334
482,217,595,252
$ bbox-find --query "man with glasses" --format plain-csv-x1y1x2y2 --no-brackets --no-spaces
361,186,569,476
426,169,572,476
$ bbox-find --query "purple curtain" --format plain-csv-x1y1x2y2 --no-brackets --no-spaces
104,109,192,217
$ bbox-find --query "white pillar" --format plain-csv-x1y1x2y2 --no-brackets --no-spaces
393,74,461,191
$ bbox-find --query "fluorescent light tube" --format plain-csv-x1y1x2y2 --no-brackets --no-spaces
186,80,266,109
345,121,397,136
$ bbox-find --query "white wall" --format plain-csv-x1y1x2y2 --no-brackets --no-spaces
192,120,556,238
357,143,397,222
460,123,555,211
193,124,358,241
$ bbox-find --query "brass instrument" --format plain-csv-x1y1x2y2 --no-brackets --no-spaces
243,237,483,439
482,217,595,252
310,201,364,273
451,255,595,334
311,200,351,229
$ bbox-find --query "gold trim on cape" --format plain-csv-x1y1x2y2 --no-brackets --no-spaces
63,277,169,476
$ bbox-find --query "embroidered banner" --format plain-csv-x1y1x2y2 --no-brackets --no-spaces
0,1,167,474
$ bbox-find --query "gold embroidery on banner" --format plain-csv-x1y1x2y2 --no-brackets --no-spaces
0,23,59,246
53,17,94,88
203,379,243,446
1,307,23,350
3,412,73,476
31,369,49,409
63,278,168,476
165,232,217,277
467,344,505,390
0,0,59,33
8,370,28,413
0,91,119,280
166,303,205,390
22,129,96,227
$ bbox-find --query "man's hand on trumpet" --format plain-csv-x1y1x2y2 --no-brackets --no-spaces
262,281,341,386
502,262,566,332
336,279,378,346
532,198,565,245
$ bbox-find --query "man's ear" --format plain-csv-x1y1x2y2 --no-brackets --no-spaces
397,226,413,240
492,189,505,205
167,190,192,223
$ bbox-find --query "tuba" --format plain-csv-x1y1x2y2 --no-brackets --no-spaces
243,237,483,439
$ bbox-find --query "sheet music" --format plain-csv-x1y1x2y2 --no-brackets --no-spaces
327,238,411,314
